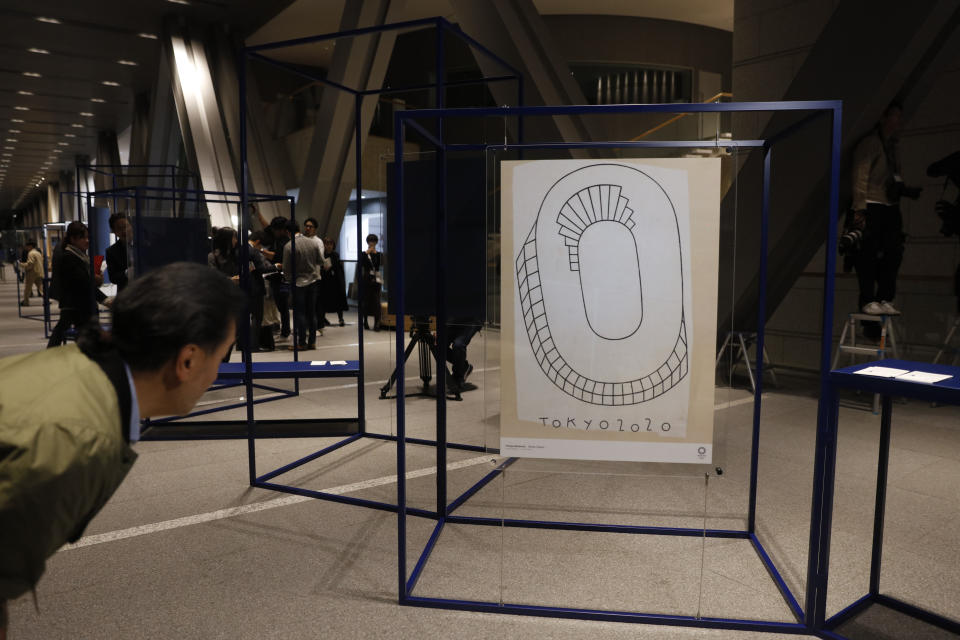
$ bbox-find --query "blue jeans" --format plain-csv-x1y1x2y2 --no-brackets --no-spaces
292,283,318,346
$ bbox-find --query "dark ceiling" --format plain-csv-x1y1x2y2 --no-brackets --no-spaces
0,0,290,214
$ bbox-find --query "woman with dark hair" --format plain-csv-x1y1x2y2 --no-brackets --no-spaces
359,233,382,331
0,262,244,635
321,237,348,327
208,227,239,279
47,221,109,348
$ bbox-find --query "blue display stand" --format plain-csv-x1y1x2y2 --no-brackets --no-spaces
391,100,843,635
814,360,960,638
238,18,520,516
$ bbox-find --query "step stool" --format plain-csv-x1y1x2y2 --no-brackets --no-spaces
832,313,900,413
932,317,960,366
715,331,777,394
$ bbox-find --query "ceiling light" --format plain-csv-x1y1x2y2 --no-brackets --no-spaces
17,90,34,96
3,146,13,150
52,149,62,153
64,133,76,138
167,0,189,4
90,97,105,103
79,112,93,117
22,72,41,78
13,106,29,111
11,119,24,123
28,48,50,55
57,142,68,146
1,153,11,157
117,59,138,66
9,130,20,134
70,123,83,128
101,80,120,86
5,139,17,143
138,32,158,40
36,17,62,24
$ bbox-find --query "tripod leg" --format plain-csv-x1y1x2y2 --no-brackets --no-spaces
380,334,421,398
419,337,432,390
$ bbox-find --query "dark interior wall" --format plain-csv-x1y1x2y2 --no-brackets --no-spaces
542,15,733,91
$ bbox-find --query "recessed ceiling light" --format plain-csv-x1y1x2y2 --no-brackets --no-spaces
22,72,41,78
9,130,21,134
3,146,13,150
5,139,17,143
79,112,93,117
11,119,24,123
117,59,138,66
36,17,62,24
57,142,68,146
13,106,29,111
167,0,189,4
52,149,62,153
64,133,76,138
17,90,34,96
137,32,158,40
90,98,105,103
101,80,120,86
1,153,11,157
70,123,83,128
27,48,50,55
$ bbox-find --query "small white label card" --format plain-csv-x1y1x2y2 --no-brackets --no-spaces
330,360,348,366
310,361,328,366
895,371,953,384
854,366,910,378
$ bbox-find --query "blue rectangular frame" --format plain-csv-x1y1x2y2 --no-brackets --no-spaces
238,17,521,516
392,100,844,635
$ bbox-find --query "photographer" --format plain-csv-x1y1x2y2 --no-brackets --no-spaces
928,150,960,311
851,101,921,319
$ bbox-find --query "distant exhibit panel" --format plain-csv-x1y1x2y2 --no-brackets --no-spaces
500,159,721,464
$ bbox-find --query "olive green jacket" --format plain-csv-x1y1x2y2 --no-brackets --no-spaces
0,345,136,600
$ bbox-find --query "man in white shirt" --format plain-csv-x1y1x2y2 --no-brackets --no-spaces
282,220,324,349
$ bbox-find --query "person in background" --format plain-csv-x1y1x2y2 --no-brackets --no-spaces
321,237,348,327
208,227,239,280
245,231,277,352
47,222,109,348
18,239,43,306
105,213,132,292
359,233,383,331
302,217,327,331
265,216,291,339
852,101,922,321
282,220,323,350
0,262,244,638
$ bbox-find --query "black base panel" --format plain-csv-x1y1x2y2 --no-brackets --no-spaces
140,418,360,440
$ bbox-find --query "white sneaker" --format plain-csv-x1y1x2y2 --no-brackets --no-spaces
879,300,901,315
862,301,885,315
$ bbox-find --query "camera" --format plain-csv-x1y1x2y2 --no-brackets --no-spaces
838,228,863,255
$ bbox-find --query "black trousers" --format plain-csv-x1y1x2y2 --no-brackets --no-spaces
47,309,92,348
292,283,318,347
855,203,904,309
248,291,264,352
273,281,290,336
446,325,480,381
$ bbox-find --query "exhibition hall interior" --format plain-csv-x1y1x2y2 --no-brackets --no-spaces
1,0,960,638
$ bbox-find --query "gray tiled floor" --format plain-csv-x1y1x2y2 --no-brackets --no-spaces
2,264,957,639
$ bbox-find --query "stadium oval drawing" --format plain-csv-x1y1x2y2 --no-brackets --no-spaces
515,163,688,406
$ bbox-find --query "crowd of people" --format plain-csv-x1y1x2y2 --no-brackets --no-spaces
208,206,369,352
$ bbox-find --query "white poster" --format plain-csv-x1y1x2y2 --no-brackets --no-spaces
500,159,721,464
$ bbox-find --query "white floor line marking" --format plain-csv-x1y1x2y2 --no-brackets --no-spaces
60,455,497,552
714,395,760,411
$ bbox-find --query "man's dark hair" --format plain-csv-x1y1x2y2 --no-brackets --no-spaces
366,233,378,244
287,220,300,234
66,221,88,244
106,262,244,371
249,230,265,244
212,227,236,258
304,217,318,228
108,213,127,233
269,216,287,231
